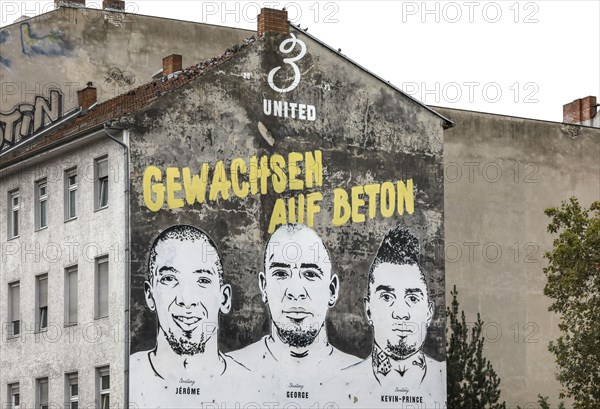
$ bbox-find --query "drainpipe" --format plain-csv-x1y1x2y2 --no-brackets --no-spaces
103,122,130,409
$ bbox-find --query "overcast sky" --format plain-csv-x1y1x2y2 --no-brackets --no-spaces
3,1,599,122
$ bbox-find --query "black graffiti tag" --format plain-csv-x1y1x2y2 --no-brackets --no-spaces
0,89,63,152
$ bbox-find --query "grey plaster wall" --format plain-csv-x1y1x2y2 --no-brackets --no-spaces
0,133,126,408
127,29,446,361
437,106,600,407
0,6,252,112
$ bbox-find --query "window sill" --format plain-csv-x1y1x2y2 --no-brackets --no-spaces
35,328,48,334
7,235,20,241
35,226,48,232
94,205,109,213
64,216,78,224
6,334,20,341
94,315,109,321
64,322,78,328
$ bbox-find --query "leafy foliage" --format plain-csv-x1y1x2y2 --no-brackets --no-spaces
516,395,566,409
544,198,600,408
447,286,506,409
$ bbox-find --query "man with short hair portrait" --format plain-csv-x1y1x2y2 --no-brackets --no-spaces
230,223,358,401
129,225,249,408
341,226,446,407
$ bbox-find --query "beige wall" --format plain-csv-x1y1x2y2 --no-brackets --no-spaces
0,6,252,112
438,106,600,407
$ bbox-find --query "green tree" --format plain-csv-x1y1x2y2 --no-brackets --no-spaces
544,198,600,408
447,286,506,409
516,395,565,409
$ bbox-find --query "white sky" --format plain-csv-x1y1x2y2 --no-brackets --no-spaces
2,1,599,122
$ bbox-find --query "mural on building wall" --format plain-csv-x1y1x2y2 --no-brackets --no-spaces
0,29,11,68
129,31,446,409
20,22,72,56
0,89,63,152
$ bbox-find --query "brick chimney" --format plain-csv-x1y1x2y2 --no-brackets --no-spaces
77,82,97,110
257,8,289,36
55,0,85,8
163,54,182,76
102,0,125,11
564,96,598,125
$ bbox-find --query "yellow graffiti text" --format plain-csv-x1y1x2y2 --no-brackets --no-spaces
332,180,414,226
268,192,323,233
142,150,323,211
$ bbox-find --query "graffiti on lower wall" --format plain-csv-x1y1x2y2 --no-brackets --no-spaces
0,89,63,152
105,67,136,87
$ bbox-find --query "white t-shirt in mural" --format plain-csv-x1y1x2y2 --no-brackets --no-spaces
129,350,253,408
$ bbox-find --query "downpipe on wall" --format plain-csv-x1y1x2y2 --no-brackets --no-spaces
103,121,131,409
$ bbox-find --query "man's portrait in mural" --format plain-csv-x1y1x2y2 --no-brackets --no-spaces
230,223,358,375
130,225,250,407
341,226,445,406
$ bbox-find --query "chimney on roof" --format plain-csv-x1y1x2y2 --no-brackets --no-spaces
163,54,182,76
102,0,125,11
257,8,289,36
77,82,97,110
563,96,599,127
54,0,85,8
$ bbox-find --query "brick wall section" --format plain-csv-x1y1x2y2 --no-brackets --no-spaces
102,0,125,10
163,54,183,75
77,84,97,110
564,96,597,124
258,8,289,36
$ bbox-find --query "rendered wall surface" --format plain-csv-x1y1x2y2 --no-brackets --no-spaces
0,134,127,409
438,106,600,407
127,31,447,408
0,6,252,150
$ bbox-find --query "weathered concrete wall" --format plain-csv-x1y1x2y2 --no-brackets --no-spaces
127,29,447,407
437,106,600,407
0,6,252,111
0,133,126,408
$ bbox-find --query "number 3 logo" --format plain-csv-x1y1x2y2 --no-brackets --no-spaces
268,33,307,93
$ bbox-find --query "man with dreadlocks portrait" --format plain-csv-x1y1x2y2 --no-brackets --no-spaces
340,226,446,408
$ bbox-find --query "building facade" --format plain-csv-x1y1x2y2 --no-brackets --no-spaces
1,128,128,409
2,5,450,409
1,2,599,409
437,105,600,407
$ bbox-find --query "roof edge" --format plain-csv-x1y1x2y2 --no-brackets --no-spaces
0,5,254,33
293,26,454,130
431,105,600,130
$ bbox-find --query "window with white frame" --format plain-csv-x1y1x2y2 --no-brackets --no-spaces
94,156,108,210
65,168,78,220
65,266,78,325
37,378,48,409
37,274,48,331
95,257,109,319
66,372,78,409
7,190,20,239
35,179,48,230
8,281,20,337
8,383,19,409
97,367,110,409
